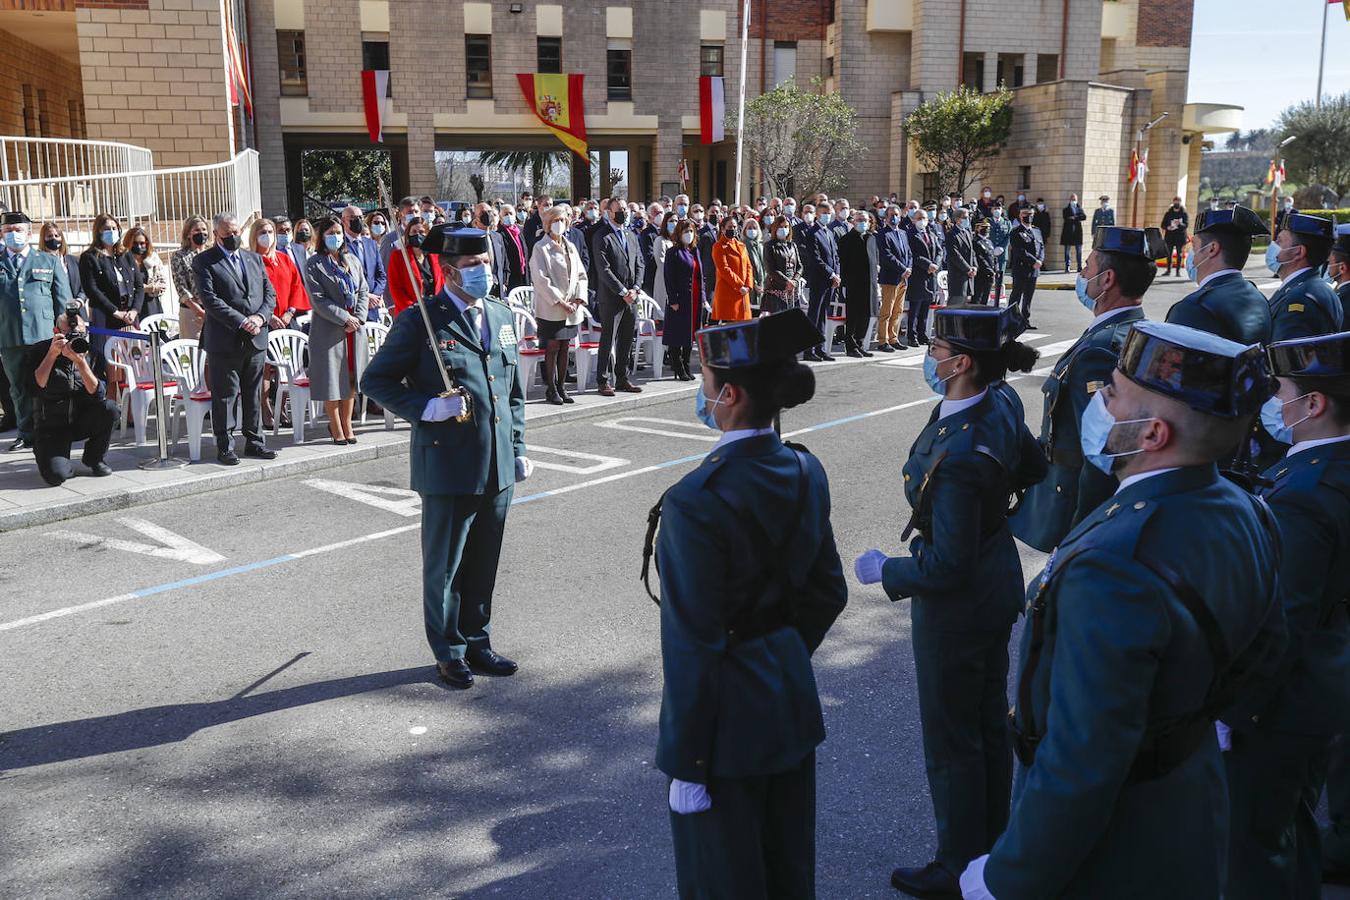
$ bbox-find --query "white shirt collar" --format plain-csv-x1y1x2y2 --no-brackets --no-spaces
1089,305,1136,330
1288,433,1350,457
1197,267,1241,289
713,426,776,450
939,387,987,421
1115,466,1181,494
1282,266,1312,285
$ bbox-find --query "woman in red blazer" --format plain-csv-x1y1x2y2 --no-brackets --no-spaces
386,218,443,317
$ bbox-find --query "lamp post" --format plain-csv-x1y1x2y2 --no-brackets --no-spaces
1270,134,1297,239
1129,111,1168,227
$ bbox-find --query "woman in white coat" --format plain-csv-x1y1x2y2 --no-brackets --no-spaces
528,203,588,405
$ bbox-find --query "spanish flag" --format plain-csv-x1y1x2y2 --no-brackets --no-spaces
516,74,589,161
1334,0,1350,23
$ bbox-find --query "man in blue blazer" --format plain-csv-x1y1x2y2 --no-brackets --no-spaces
799,204,841,361
341,206,387,322
905,209,941,346
191,213,277,465
877,206,912,351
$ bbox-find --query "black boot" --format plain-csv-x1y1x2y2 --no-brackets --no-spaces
544,382,564,405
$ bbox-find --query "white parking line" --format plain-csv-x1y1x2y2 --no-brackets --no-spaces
526,445,630,474
595,417,721,442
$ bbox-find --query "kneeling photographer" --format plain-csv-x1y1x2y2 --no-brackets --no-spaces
25,307,118,485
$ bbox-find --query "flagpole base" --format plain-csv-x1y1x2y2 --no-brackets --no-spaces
139,456,189,471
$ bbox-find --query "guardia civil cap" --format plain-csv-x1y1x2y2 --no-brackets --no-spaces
933,304,1027,352
1267,330,1350,387
1092,226,1167,260
0,211,31,226
1118,321,1271,418
697,309,822,369
1283,213,1334,241
421,225,488,256
1332,233,1350,258
1194,205,1265,237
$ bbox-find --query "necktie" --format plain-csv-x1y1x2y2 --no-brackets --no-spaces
465,304,483,347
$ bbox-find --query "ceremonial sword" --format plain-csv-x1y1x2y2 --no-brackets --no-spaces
391,227,472,423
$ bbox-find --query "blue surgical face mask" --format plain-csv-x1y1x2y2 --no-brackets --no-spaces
1075,271,1104,312
854,221,868,234
666,219,677,234
1266,242,1285,275
923,351,959,396
775,227,789,240
784,204,796,216
456,261,493,300
256,232,274,249
1185,250,1198,283
3,231,26,251
1079,392,1151,476
371,223,386,237
276,233,291,249
502,213,516,226
101,229,119,247
323,233,343,252
695,381,726,430
1261,393,1312,444
676,204,689,217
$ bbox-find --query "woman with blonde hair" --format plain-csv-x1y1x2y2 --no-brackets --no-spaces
121,225,168,317
170,215,210,340
528,203,588,404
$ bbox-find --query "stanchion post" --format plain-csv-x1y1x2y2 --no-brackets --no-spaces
138,327,187,470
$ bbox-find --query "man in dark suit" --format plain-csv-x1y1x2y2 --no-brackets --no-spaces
877,206,913,350
522,194,549,259
639,203,663,297
1008,206,1045,325
1030,198,1053,250
192,213,278,465
945,207,977,303
592,198,645,396
905,209,940,345
695,205,718,301
475,203,508,300
1061,193,1087,272
341,205,387,322
800,204,842,361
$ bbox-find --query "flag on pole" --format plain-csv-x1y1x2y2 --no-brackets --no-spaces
362,70,390,143
1128,148,1139,190
222,0,252,115
699,76,726,144
1267,158,1287,189
1136,148,1148,190
677,158,690,190
516,74,590,160
1332,0,1350,23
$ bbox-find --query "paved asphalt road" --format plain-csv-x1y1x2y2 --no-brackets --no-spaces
1,269,1318,899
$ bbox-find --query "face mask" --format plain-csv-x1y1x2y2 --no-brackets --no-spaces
455,262,493,299
404,214,417,227
192,231,209,246
349,219,365,235
854,221,868,234
914,219,928,232
693,212,705,224
1017,195,1026,203
460,214,472,224
373,223,388,237
803,213,816,225
585,209,599,221
745,228,759,239
1036,203,1045,212
923,352,959,396
676,204,689,217
1079,392,1151,475
775,227,789,240
1261,393,1312,444
613,210,628,225
1265,243,1286,275
680,232,695,246
784,204,796,216
324,234,343,252
1075,271,1104,312
762,216,772,227
938,212,949,222
256,233,274,249
295,230,311,243
3,231,26,251
408,234,425,248
502,213,516,226
277,233,291,249
549,221,565,236
1185,250,1198,282
983,191,991,199
220,234,240,252
667,220,677,234
1021,217,1033,227
43,237,61,252
695,381,726,430
889,216,901,227
993,209,1003,219
101,229,119,247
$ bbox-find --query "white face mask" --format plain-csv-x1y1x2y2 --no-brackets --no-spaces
680,232,695,246
549,221,565,236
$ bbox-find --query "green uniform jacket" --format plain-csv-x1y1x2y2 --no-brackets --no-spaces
1226,439,1350,736
1010,307,1143,552
1268,269,1344,342
654,434,847,783
0,249,73,347
1164,271,1273,346
360,291,525,496
883,383,1047,628
989,465,1285,899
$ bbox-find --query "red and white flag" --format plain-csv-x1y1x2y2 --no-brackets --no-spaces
362,70,390,143
699,76,725,144
677,158,690,189
1267,158,1286,189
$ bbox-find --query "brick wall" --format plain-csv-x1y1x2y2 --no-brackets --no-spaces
0,27,83,139
246,0,286,212
302,0,361,112
1136,0,1191,48
749,0,829,41
391,0,459,197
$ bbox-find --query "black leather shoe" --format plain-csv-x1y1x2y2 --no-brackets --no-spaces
817,351,836,361
878,344,896,353
860,348,875,357
616,382,643,394
846,346,864,358
890,862,959,898
88,462,113,477
436,659,474,689
466,646,518,676
217,448,239,466
244,444,277,460
7,437,30,452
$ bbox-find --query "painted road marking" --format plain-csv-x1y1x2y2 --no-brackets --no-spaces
526,445,629,475
595,417,720,442
303,478,422,517
44,518,226,566
879,336,1079,369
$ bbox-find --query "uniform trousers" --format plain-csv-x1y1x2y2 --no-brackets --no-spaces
992,259,1006,305
595,296,637,388
911,613,1013,876
1009,272,1038,321
878,283,907,345
207,346,267,449
420,486,512,662
669,751,816,900
34,399,119,486
1323,737,1350,872
1,345,34,439
806,281,834,352
1226,727,1331,900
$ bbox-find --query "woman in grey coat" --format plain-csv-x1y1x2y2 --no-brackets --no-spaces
304,215,369,444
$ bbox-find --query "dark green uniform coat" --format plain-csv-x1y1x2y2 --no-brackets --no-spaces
882,384,1047,876
988,465,1285,899
655,433,847,899
1268,269,1344,342
1010,306,1143,552
1225,438,1350,899
0,248,73,441
1164,271,1273,346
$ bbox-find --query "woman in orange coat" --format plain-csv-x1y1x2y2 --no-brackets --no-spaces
711,217,754,322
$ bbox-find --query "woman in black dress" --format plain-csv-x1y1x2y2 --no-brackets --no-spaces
662,219,703,381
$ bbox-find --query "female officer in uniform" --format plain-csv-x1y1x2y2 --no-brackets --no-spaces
647,308,848,899
854,305,1046,898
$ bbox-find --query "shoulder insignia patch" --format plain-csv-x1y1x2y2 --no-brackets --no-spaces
1287,303,1305,313
498,323,518,347
1087,380,1104,394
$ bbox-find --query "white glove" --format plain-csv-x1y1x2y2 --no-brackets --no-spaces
1216,720,1232,752
514,456,534,482
854,549,887,585
421,396,464,422
960,855,996,899
668,779,712,815
995,246,1005,256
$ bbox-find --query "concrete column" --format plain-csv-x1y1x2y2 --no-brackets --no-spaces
1024,53,1038,86
982,51,998,94
655,114,683,195
246,0,288,213
599,149,613,198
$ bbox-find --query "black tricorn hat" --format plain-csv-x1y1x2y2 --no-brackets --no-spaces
933,304,1026,352
1195,205,1265,237
697,309,823,369
1118,321,1271,418
1283,213,1334,241
1093,226,1167,260
1268,330,1350,388
0,211,32,226
422,225,489,256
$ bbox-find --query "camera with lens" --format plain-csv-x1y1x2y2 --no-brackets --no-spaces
64,304,89,354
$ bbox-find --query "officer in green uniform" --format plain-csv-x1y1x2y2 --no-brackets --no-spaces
360,225,530,690
1224,330,1350,898
0,210,73,452
855,305,1047,898
650,309,847,899
1011,226,1161,552
1165,205,1273,346
1266,213,1343,341
961,322,1287,899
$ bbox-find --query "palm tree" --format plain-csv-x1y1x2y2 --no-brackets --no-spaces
476,150,571,195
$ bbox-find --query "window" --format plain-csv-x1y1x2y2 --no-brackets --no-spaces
715,160,728,202
362,40,391,96
36,88,49,136
607,47,632,101
1019,166,1032,190
825,55,834,78
1036,53,1059,83
772,41,796,87
21,84,36,137
921,172,939,202
277,30,307,96
700,44,724,77
466,34,492,98
537,36,562,74
67,98,86,138
961,52,983,90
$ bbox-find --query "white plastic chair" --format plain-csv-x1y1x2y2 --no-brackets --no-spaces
266,329,313,444
826,299,848,352
355,322,395,429
506,286,534,311
106,334,179,446
158,338,212,461
138,313,179,340
378,308,393,329
574,312,604,390
292,312,312,332
510,306,548,397
634,292,664,379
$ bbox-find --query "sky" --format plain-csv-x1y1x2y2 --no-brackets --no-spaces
1188,0,1350,132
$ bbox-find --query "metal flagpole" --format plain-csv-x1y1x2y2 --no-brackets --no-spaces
733,0,750,208
1318,0,1330,109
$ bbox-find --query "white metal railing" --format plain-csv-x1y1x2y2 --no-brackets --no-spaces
0,136,154,186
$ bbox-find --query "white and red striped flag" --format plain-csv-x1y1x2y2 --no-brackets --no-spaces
1266,158,1286,189
699,76,725,144
677,158,690,189
362,70,390,143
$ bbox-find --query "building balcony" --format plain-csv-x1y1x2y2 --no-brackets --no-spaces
1182,103,1243,134
866,0,914,33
